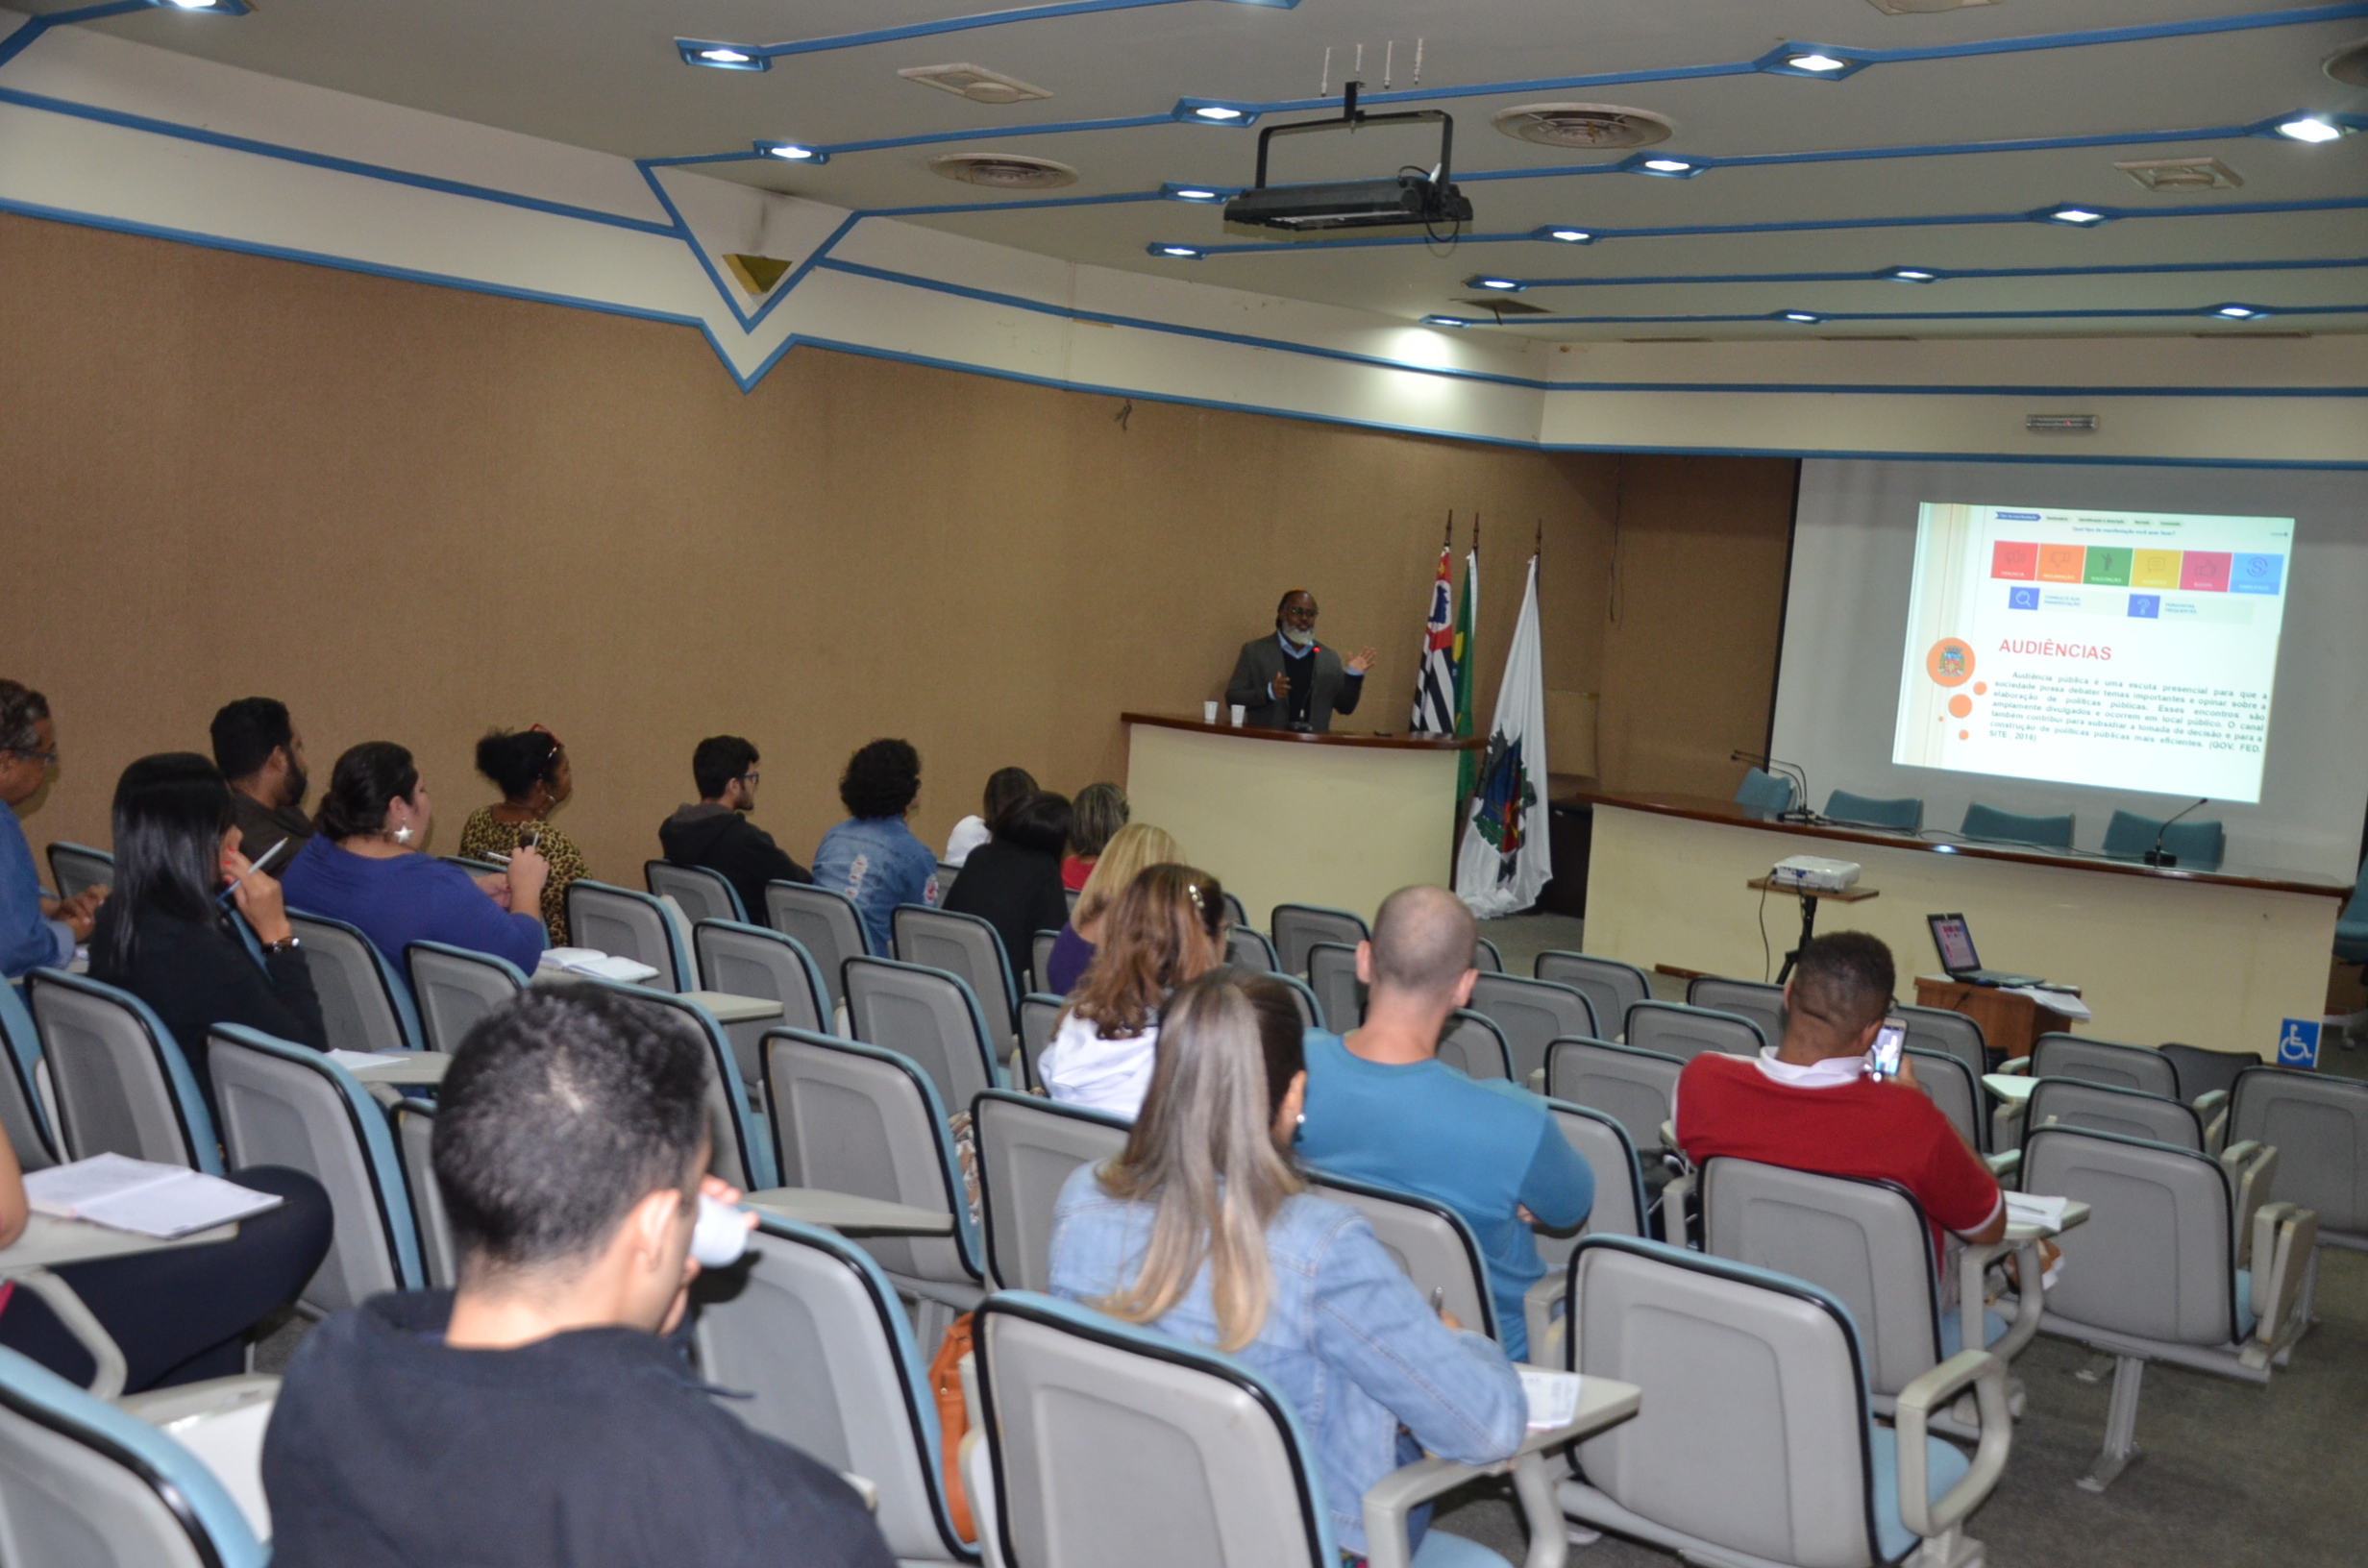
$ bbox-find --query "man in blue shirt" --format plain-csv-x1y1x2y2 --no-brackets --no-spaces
1295,884,1591,1361
0,681,103,977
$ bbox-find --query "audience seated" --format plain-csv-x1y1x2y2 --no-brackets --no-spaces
458,726,588,946
0,679,102,976
281,742,548,977
1050,971,1523,1561
1063,780,1128,892
1295,885,1593,1361
86,754,328,1096
658,734,811,918
210,696,315,867
942,765,1035,869
812,739,939,956
0,1118,331,1392
1039,863,1225,1115
1675,931,2005,1265
1044,821,1178,995
262,988,892,1567
942,788,1073,979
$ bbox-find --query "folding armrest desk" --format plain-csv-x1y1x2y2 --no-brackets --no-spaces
1122,713,1481,927
1573,791,2349,1059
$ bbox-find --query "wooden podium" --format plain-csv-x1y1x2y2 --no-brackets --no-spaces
1122,713,1480,926
1912,976,2082,1061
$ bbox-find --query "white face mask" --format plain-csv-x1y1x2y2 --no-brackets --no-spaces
1282,626,1315,649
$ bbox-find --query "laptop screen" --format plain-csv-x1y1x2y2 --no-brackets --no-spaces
1928,914,1980,973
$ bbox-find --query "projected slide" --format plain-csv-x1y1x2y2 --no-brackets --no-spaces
1893,502,2292,802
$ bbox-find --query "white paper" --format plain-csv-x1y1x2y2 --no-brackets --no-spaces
537,948,659,983
2000,987,2092,1020
1518,1366,1584,1431
26,1156,283,1238
2006,1192,2070,1230
327,1050,410,1070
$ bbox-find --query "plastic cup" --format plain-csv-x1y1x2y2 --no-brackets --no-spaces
1229,704,1246,727
1203,700,1220,723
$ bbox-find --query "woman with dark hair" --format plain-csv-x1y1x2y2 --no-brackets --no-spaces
457,726,589,944
280,742,548,979
1038,863,1226,1116
943,789,1073,986
1062,781,1128,892
811,739,938,955
1048,971,1522,1563
86,752,328,1092
943,765,1036,869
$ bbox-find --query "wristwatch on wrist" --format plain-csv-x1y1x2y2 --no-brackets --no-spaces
261,934,302,956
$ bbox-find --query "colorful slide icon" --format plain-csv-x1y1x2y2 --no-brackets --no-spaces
1993,541,2265,594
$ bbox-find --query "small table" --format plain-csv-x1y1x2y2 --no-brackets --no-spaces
1920,976,2083,1060
335,1051,453,1087
1747,878,1880,984
742,1188,953,1237
1981,1071,2037,1106
0,1216,239,1398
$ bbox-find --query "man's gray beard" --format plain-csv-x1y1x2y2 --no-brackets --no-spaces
1282,627,1315,649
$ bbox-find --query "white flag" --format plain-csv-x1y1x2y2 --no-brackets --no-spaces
1455,555,1551,918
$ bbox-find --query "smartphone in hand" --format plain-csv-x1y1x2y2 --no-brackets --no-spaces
1867,1019,1907,1080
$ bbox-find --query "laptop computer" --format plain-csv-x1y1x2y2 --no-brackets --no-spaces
1927,914,2048,989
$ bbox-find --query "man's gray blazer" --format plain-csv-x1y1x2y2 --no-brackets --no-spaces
1224,635,1365,732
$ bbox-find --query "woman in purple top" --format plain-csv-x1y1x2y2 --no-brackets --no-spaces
279,742,549,980
1045,821,1178,994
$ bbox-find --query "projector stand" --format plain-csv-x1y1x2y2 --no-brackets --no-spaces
1747,879,1883,985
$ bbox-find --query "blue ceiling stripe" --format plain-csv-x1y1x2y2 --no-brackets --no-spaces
680,0,1291,65
1468,305,2368,326
0,0,148,70
1508,257,2368,289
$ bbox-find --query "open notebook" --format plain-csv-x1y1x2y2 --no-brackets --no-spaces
24,1154,284,1239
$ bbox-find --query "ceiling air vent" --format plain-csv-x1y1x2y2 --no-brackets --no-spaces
1492,103,1672,151
898,63,1051,105
2116,157,2242,191
2326,38,2368,86
1455,297,1551,315
928,154,1079,188
1866,0,1997,13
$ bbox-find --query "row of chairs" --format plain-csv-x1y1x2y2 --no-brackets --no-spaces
1726,779,2230,869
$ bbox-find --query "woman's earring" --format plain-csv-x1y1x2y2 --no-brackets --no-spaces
1295,1112,1306,1128
392,821,415,845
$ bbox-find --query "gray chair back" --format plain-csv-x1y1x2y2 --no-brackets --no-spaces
1563,1237,1895,1567
1701,1157,1940,1399
1468,973,1596,1086
601,985,775,1190
404,941,526,1056
1270,903,1368,977
1545,1038,1682,1154
894,905,1018,1033
1473,937,1504,973
1535,952,1651,1041
393,1100,457,1288
566,881,691,992
646,859,745,924
935,863,961,908
44,844,113,903
2158,1043,2251,1107
1534,1103,1650,1288
1901,1004,1988,1084
1907,1048,1986,1155
1030,930,1059,994
2230,1066,2368,1238
207,1025,425,1314
1961,802,2074,849
2031,1033,2177,1098
0,1348,267,1568
1686,977,1786,1048
2028,1077,2205,1152
1823,791,1924,833
2025,1125,2240,1346
26,972,218,1173
1225,927,1278,971
693,920,831,1090
1221,891,1247,930
691,1218,975,1564
1017,993,1063,1092
974,1089,1129,1291
1304,942,1364,1033
974,1293,1327,1568
764,1030,982,1289
1624,999,1766,1063
1435,1010,1512,1081
285,912,422,1053
1303,1172,1494,1341
2102,809,2225,871
0,981,58,1169
765,882,870,1012
1262,971,1325,1034
845,956,1004,1118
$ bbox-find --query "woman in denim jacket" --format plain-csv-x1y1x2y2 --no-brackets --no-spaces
1049,971,1525,1561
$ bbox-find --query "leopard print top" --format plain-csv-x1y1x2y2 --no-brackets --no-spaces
457,808,588,946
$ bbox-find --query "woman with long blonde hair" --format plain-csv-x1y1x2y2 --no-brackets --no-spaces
1048,972,1523,1561
1037,861,1223,1115
1039,821,1177,995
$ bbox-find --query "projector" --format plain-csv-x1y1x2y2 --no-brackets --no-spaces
1769,855,1862,894
1222,173,1472,237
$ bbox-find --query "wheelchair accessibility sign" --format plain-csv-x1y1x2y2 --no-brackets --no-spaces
2277,1017,2321,1069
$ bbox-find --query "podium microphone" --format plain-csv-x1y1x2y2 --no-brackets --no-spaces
2146,796,2210,867
1730,749,1816,822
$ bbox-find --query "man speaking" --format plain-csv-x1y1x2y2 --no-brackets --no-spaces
1224,589,1378,732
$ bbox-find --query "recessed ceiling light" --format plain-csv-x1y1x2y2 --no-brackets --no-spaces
1546,229,1593,243
2044,206,2108,225
1472,277,1523,291
1172,188,1218,201
1885,267,1938,282
1421,315,1472,328
1641,158,1694,174
682,38,769,70
1788,54,1849,72
765,144,819,161
699,47,751,63
1152,244,1205,258
1780,311,1823,323
2276,116,2346,142
1195,106,1244,121
2211,304,2269,319
165,0,231,9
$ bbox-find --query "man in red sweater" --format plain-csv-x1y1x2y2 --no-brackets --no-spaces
1674,931,2005,1260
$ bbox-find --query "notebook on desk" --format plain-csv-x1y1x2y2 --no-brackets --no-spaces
1927,914,2049,989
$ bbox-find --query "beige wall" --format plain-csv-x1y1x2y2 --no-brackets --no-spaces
0,211,1789,887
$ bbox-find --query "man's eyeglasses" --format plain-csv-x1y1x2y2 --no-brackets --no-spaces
738,772,760,788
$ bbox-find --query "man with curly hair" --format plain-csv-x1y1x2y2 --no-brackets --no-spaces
811,738,938,954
